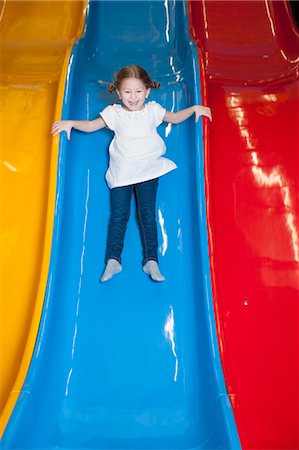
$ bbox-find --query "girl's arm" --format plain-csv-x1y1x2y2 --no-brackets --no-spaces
163,105,212,124
51,117,106,140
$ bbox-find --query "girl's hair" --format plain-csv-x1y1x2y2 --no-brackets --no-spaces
108,65,160,93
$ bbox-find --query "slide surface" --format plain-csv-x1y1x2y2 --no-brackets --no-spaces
0,0,86,435
2,1,240,449
189,1,299,448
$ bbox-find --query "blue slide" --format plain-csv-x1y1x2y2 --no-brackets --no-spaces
2,2,241,449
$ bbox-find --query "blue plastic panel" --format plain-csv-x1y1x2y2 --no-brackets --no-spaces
2,1,241,449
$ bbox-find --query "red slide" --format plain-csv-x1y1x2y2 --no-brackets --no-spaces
188,1,299,448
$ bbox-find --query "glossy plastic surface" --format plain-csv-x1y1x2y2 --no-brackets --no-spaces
188,1,299,448
0,0,86,436
2,1,240,448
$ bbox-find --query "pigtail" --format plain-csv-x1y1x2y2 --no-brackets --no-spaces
108,83,116,93
108,70,120,93
150,81,160,89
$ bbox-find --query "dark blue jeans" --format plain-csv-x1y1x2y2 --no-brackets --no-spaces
105,178,159,266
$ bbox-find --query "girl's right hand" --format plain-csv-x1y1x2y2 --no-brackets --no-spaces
51,120,73,140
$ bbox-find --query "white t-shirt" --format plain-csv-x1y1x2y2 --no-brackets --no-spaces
100,101,177,188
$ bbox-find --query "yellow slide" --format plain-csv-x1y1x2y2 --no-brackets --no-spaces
0,1,86,435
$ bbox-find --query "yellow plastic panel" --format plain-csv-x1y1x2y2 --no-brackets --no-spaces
0,0,86,436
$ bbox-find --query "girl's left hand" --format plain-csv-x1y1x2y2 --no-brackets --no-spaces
194,105,212,122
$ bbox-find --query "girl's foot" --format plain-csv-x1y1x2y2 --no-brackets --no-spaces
100,259,122,282
143,260,165,282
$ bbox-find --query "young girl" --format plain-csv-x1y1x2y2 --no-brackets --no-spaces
52,65,211,283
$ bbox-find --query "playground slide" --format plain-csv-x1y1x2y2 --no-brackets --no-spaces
189,1,299,448
0,0,86,436
2,1,241,449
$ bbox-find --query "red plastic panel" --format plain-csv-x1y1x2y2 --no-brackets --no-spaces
188,1,299,448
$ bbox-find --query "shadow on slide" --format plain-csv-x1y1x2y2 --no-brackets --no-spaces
2,2,241,448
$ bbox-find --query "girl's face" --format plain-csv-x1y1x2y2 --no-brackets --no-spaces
117,78,150,111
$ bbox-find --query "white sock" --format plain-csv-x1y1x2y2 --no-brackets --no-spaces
143,260,165,282
100,259,122,282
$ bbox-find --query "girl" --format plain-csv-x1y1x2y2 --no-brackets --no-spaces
52,65,212,283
